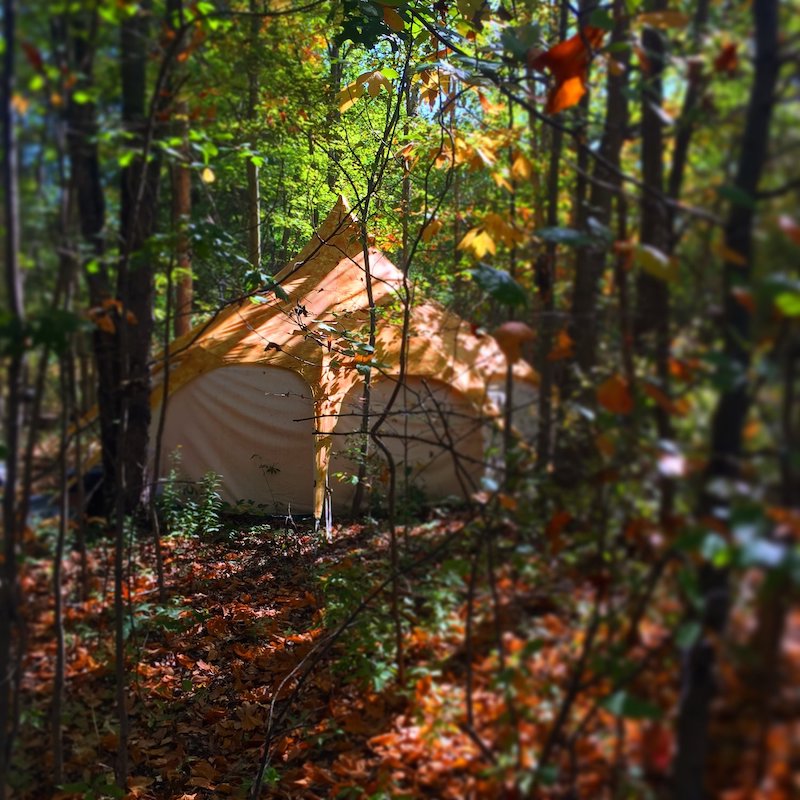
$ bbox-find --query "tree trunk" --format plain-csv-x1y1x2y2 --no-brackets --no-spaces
0,0,24,791
569,0,629,375
118,5,161,514
66,12,116,514
636,0,674,523
534,0,568,471
247,0,261,271
172,101,193,337
672,1,781,795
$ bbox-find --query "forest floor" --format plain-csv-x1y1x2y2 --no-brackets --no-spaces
10,512,800,799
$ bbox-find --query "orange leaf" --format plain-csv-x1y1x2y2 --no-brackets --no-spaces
731,286,755,314
713,42,738,76
11,93,30,115
596,374,634,414
381,5,404,32
547,328,575,361
421,218,442,243
492,321,535,363
642,381,688,417
714,241,748,266
546,510,572,539
530,27,605,115
498,492,518,510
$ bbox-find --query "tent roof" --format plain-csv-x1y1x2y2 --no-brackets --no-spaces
153,196,537,425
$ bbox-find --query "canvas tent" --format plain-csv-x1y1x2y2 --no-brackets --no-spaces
148,197,537,521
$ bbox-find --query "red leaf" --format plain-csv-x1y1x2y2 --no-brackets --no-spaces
530,27,605,114
713,42,738,76
22,41,44,73
778,214,800,247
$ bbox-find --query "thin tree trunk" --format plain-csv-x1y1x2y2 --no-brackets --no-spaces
569,0,629,375
0,0,25,790
172,101,193,337
326,39,342,192
636,0,674,523
247,0,261,270
118,2,161,514
66,11,116,514
534,0,567,471
68,344,89,600
52,356,69,785
672,1,781,795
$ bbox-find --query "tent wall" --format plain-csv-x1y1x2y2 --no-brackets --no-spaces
149,365,316,514
328,377,487,510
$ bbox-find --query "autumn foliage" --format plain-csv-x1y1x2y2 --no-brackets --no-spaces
530,27,606,115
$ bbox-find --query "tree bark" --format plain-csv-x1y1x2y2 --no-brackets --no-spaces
636,0,674,522
172,101,193,337
247,0,261,271
672,1,781,795
66,11,117,514
117,5,161,514
569,0,629,375
534,0,568,471
0,0,25,791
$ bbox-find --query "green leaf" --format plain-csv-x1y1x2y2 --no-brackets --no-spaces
118,150,135,169
264,276,289,301
500,23,540,60
602,690,662,720
701,532,731,568
675,621,701,649
72,89,91,104
589,8,615,30
775,291,800,317
535,227,592,247
717,184,756,210
470,263,528,308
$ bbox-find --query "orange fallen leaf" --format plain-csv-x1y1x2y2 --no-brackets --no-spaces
530,26,605,114
597,373,634,414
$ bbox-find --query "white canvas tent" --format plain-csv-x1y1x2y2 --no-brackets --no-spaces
147,197,538,520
